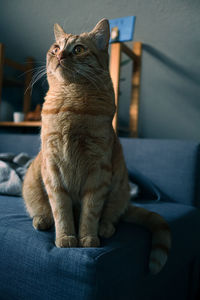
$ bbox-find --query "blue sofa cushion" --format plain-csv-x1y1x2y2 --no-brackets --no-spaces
121,138,200,207
0,195,200,300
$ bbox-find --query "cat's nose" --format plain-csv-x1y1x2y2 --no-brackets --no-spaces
57,51,65,61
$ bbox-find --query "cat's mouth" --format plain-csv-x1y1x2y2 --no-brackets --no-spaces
55,62,61,70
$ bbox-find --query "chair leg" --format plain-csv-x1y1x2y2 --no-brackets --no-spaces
109,42,122,133
130,42,142,137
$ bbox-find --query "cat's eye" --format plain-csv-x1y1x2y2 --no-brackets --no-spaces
72,45,85,55
52,46,60,55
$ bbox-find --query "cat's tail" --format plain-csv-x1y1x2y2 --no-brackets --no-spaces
121,204,171,274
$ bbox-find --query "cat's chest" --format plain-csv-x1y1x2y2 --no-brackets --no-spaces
63,133,107,168
61,133,109,198
42,121,112,194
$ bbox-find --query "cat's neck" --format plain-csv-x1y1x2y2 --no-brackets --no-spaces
46,70,113,96
47,82,102,97
44,80,115,118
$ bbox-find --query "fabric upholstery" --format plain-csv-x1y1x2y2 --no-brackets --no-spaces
0,134,200,299
0,195,200,300
121,138,200,207
0,134,40,157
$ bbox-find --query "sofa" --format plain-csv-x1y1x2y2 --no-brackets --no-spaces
0,133,199,300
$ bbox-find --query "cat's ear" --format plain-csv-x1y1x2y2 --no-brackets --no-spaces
90,19,110,51
54,23,66,41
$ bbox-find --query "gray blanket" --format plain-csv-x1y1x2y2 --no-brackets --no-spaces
0,153,33,196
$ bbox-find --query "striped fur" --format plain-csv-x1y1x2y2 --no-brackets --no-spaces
22,19,171,273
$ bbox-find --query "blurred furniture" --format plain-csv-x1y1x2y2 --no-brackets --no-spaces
109,41,142,137
0,133,199,300
25,104,42,121
0,42,142,132
0,43,40,127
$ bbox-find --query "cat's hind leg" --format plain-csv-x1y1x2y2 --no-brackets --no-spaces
99,137,130,239
99,175,130,239
22,152,53,230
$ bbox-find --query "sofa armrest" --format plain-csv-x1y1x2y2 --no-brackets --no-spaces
120,138,200,207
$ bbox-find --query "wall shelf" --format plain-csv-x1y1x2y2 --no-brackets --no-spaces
0,121,41,127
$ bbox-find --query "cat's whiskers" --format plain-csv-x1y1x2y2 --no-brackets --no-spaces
80,67,106,90
72,63,103,91
31,70,47,87
25,67,47,95
76,69,100,91
60,62,78,83
81,63,110,76
19,65,47,78
31,69,47,86
60,62,97,88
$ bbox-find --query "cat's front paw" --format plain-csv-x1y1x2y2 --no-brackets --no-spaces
99,221,115,238
79,235,100,247
33,215,53,231
55,235,78,248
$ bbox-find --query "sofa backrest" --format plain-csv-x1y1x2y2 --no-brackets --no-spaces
0,134,199,207
0,133,40,156
120,138,200,207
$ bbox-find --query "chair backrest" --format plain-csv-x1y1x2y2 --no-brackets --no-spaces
109,41,142,137
0,43,34,116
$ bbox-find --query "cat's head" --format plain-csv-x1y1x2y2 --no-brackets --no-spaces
47,19,110,86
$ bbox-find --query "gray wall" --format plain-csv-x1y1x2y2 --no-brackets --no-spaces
0,0,200,139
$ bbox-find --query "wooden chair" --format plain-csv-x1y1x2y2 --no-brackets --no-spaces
0,43,34,120
109,41,142,137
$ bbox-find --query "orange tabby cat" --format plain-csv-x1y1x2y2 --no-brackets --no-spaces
22,19,171,274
